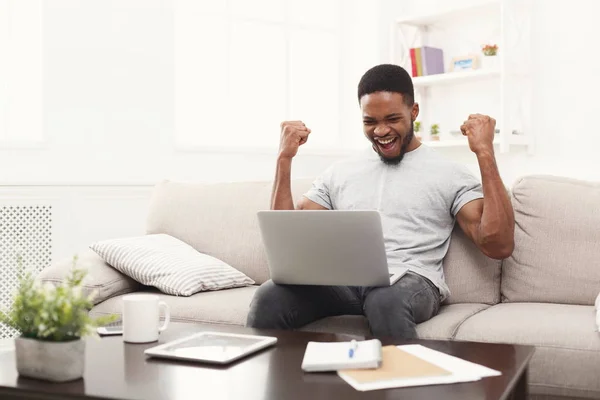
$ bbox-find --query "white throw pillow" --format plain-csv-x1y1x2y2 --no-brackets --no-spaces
89,234,255,296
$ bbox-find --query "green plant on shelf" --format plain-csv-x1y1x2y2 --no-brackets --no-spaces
414,121,421,133
482,44,498,56
430,124,440,136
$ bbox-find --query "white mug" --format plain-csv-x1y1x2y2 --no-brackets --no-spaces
122,294,170,343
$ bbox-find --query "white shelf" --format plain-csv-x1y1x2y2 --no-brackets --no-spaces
396,0,500,26
509,135,529,145
422,137,499,148
422,140,470,148
413,68,500,87
393,0,533,155
421,135,529,148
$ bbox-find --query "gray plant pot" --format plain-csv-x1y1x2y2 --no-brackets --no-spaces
14,336,85,382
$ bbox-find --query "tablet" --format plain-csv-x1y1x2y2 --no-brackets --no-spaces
144,331,278,365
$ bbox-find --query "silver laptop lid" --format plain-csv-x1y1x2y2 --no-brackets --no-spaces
257,210,389,286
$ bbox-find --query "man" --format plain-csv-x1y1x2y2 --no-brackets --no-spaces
246,64,515,339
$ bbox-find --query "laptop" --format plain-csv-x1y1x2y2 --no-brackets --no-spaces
257,210,407,287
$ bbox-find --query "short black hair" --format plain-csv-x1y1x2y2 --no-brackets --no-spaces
357,64,414,105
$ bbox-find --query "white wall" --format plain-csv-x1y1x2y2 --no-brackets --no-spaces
389,0,600,185
0,0,375,263
12,0,599,187
516,0,600,182
0,0,361,186
2,0,600,263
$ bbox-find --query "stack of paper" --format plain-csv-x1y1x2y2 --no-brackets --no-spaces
337,344,501,391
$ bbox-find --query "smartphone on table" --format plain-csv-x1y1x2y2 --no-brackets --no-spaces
97,319,123,336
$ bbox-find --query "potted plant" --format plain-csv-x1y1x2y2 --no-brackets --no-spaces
414,121,421,140
430,124,440,141
0,256,117,382
481,44,499,69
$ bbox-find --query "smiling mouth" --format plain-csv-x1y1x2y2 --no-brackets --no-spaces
375,137,398,151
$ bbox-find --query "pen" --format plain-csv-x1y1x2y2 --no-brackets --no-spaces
348,340,358,358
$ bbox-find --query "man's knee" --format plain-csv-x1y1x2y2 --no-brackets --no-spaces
380,273,439,321
364,286,413,320
363,274,440,339
246,280,293,329
363,287,415,338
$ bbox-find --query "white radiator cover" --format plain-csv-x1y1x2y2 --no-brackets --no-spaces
0,185,153,340
0,205,53,338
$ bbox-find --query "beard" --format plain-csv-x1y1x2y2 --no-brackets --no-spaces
375,126,414,166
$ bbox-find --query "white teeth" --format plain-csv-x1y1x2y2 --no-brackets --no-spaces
376,138,395,145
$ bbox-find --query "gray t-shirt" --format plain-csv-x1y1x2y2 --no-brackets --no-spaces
303,144,483,300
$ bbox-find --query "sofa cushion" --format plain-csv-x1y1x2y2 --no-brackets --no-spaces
90,286,258,326
442,227,501,305
300,304,490,340
416,303,490,340
37,249,141,305
146,179,501,298
146,179,314,285
90,234,254,296
454,303,600,399
502,175,600,305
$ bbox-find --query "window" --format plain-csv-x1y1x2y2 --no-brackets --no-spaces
174,0,380,153
0,0,44,148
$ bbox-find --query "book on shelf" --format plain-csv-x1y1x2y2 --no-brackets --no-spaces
409,46,444,77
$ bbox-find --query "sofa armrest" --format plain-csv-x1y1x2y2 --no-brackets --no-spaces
37,249,141,305
596,293,600,332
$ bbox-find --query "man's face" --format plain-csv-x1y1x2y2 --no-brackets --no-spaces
360,91,419,165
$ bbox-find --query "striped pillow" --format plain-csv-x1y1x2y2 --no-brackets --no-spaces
89,234,255,296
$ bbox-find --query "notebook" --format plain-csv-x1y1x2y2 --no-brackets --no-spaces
338,344,501,391
301,339,383,372
339,345,452,385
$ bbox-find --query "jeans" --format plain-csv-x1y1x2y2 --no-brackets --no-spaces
246,272,441,339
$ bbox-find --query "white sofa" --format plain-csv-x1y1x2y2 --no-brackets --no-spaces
39,175,600,399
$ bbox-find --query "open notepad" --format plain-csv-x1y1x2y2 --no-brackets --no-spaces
338,344,501,391
301,339,383,372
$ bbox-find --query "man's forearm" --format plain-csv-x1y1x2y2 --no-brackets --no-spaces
476,150,515,255
271,156,295,210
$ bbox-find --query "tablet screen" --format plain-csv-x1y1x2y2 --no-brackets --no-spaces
161,333,267,360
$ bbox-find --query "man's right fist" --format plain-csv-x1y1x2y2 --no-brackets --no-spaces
279,121,311,159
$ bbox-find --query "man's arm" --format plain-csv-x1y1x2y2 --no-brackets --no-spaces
271,121,328,211
456,114,515,260
272,156,326,210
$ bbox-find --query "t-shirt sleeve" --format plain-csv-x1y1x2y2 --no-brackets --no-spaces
451,167,484,217
302,166,334,210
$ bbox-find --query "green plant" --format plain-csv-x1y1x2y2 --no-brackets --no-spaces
0,256,117,342
482,44,498,56
414,121,421,133
430,124,440,136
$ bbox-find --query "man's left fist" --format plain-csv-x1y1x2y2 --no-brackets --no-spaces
460,114,496,155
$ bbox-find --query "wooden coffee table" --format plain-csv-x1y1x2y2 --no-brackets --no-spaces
0,322,534,400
